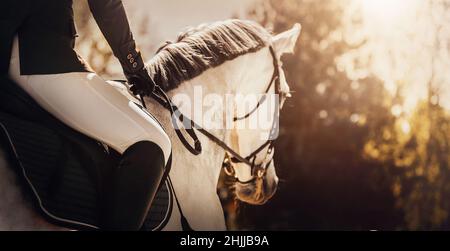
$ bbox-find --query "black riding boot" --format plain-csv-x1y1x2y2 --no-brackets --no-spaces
103,141,167,230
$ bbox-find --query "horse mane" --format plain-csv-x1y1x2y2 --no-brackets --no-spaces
147,19,272,91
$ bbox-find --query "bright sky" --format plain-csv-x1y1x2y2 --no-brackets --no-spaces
121,0,450,111
98,0,258,77
356,0,450,111
124,0,259,41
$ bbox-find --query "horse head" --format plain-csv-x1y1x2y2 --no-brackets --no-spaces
225,23,301,205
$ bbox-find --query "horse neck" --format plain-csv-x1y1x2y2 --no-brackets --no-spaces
168,72,228,186
159,47,272,185
147,50,270,229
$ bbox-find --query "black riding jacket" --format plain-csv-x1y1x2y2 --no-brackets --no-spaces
0,0,143,76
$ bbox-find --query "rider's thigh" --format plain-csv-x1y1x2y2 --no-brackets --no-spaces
8,36,171,163
11,71,172,164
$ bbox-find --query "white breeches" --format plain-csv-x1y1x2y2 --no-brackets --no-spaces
8,38,171,164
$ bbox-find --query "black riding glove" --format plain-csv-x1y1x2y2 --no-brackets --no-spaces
118,43,155,97
125,65,155,97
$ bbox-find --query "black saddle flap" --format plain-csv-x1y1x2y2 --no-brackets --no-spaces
0,111,104,229
0,76,172,230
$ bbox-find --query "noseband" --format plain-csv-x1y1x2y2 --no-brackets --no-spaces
140,46,285,184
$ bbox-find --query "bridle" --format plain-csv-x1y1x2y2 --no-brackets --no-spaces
140,46,287,184
223,46,283,184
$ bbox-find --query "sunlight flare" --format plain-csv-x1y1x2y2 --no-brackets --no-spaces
361,0,408,20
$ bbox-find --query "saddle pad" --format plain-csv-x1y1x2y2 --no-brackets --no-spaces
0,112,172,231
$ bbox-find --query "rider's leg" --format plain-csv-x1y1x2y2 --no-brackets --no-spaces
106,141,168,230
9,38,171,230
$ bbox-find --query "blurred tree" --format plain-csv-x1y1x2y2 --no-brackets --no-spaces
236,0,403,230
70,0,450,230
365,101,450,230
73,1,160,78
73,1,116,77
363,0,450,230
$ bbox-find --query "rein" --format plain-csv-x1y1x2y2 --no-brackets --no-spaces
137,46,283,231
140,46,282,180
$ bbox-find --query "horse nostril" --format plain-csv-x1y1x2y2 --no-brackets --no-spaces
240,186,254,197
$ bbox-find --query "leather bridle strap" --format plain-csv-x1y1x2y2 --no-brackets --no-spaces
230,140,272,164
233,69,277,121
142,46,281,169
141,84,202,155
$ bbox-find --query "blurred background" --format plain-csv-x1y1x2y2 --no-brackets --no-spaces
74,0,450,230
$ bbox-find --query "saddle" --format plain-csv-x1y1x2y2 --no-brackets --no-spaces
0,76,172,231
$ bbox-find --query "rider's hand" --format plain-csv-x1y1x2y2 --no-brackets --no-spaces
125,65,155,97
121,48,155,97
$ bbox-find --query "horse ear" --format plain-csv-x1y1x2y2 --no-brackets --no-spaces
271,23,302,56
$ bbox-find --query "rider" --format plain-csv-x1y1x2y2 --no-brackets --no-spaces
1,0,171,230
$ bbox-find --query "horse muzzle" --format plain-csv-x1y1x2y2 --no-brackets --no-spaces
235,170,279,205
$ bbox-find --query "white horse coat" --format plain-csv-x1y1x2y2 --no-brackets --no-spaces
0,21,301,231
